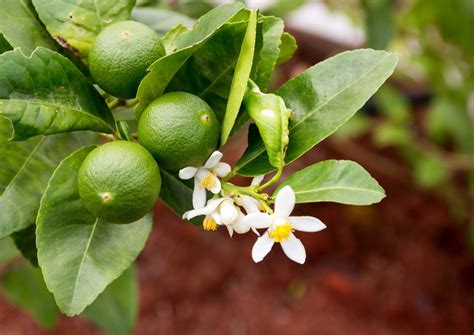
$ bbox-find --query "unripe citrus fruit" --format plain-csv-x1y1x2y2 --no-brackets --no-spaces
89,20,165,99
137,92,219,171
78,141,161,224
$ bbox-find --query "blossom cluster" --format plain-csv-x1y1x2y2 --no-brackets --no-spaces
179,151,326,264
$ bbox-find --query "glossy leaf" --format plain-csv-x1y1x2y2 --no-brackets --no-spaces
221,10,257,145
0,0,57,55
135,2,244,117
32,0,135,57
83,266,137,335
236,49,398,176
1,262,59,329
277,32,297,64
132,7,195,35
275,160,385,205
161,24,190,54
11,225,38,267
0,47,114,141
0,118,83,239
36,146,153,316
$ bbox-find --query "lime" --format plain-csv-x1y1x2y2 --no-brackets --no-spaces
137,92,219,171
89,20,165,99
78,141,161,224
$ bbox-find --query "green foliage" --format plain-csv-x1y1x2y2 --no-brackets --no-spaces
277,32,297,65
161,24,189,54
132,7,195,35
0,48,114,140
363,0,395,50
11,225,38,267
32,0,136,57
36,147,152,316
0,0,57,55
0,237,19,264
1,262,59,328
221,10,257,145
159,170,196,219
83,266,138,335
0,34,12,53
276,160,385,205
236,49,398,176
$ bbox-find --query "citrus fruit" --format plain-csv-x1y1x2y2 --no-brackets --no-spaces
137,92,219,171
89,20,165,99
78,141,161,224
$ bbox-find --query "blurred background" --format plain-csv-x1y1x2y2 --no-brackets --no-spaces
1,0,473,334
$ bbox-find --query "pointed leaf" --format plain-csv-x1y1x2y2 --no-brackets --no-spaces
0,34,12,53
36,146,153,316
83,266,137,335
0,0,57,56
32,0,135,57
0,118,84,239
0,47,114,141
275,160,385,205
221,10,257,145
236,49,398,176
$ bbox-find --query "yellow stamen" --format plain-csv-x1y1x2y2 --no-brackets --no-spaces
199,173,216,190
269,222,294,242
203,216,218,231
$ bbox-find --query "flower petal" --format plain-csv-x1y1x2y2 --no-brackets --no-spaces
232,212,250,234
204,151,223,168
226,224,234,237
196,168,210,181
252,233,274,263
186,197,226,220
220,199,239,225
251,174,265,186
209,175,221,194
192,179,207,209
179,166,198,179
244,213,273,229
213,162,231,178
274,185,295,217
238,195,260,214
280,233,306,264
289,216,326,232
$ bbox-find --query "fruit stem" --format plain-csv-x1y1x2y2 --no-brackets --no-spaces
257,167,283,191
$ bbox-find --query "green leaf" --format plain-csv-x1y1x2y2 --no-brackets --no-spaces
252,16,284,90
0,237,19,264
11,225,38,267
0,0,57,55
135,2,244,118
132,7,195,35
32,0,135,57
1,262,59,329
236,49,398,176
363,0,395,50
0,34,12,53
83,266,137,335
244,84,290,168
221,10,257,145
36,146,153,316
0,118,84,239
0,47,114,141
161,24,190,54
276,160,385,205
277,32,297,65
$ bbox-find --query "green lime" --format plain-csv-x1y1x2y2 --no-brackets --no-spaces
89,20,165,99
78,141,161,224
137,92,219,171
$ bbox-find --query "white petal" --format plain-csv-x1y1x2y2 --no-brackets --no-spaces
289,216,326,232
208,175,221,194
204,151,223,168
192,179,207,209
178,166,197,179
213,162,231,178
280,233,306,264
274,185,295,217
239,195,260,214
252,233,274,263
251,174,265,186
186,197,226,220
226,224,234,237
211,211,223,225
232,212,250,234
196,168,210,181
244,213,273,229
220,199,239,225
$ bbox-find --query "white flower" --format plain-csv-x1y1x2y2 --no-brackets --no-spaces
179,151,231,209
244,186,326,264
184,194,261,237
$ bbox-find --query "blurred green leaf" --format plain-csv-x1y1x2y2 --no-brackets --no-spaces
221,10,257,145
373,123,412,147
1,262,59,329
236,49,398,176
413,153,450,188
32,0,135,57
0,0,57,55
11,225,38,267
265,0,305,18
363,0,395,50
276,160,385,205
36,146,152,316
0,48,114,141
132,7,195,35
83,266,138,335
375,86,410,123
0,238,19,264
